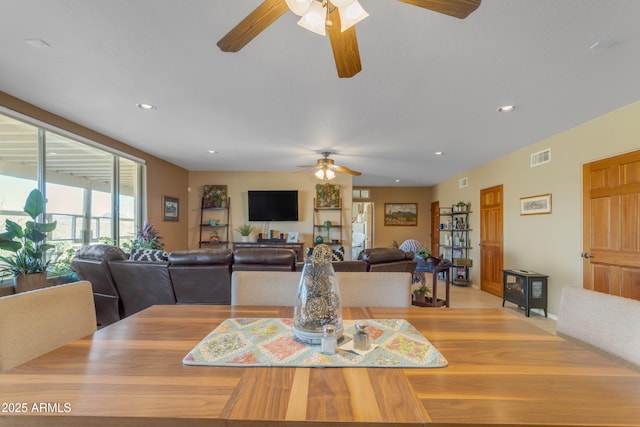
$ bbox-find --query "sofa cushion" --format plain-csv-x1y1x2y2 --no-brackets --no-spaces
169,249,232,265
130,248,168,262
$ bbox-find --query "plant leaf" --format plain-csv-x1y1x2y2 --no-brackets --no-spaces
23,189,46,220
3,220,24,237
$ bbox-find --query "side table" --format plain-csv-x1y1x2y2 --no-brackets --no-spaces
413,259,451,308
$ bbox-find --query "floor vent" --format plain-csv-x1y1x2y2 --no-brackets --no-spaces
531,148,551,167
458,177,469,188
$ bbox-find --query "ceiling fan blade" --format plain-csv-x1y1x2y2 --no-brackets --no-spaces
327,5,362,78
397,0,481,19
332,165,362,176
217,0,289,52
297,164,322,169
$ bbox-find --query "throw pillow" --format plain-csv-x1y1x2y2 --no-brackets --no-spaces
332,247,345,262
130,248,168,262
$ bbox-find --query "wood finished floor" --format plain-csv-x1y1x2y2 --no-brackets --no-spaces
436,281,557,334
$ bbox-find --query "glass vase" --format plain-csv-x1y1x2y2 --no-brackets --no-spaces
293,255,343,344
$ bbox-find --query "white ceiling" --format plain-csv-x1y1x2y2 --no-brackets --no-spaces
1,0,639,186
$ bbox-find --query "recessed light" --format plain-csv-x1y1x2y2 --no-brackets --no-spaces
136,103,156,111
395,179,400,183
497,105,515,113
25,39,50,48
434,151,444,156
208,150,217,154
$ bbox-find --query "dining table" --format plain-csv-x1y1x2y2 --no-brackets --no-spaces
1,304,639,427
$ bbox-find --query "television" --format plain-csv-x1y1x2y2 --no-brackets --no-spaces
248,190,299,222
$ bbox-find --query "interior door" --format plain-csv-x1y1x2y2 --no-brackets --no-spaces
582,150,640,300
431,201,440,257
480,185,504,296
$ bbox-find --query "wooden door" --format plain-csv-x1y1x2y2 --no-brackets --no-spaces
583,150,640,300
431,201,440,257
480,185,504,296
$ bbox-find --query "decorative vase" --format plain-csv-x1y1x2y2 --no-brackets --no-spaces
293,245,343,344
241,236,249,242
13,272,48,293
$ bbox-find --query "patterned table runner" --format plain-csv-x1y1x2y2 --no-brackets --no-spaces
183,318,448,368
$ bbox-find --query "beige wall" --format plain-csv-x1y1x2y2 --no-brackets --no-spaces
0,91,190,251
354,186,432,248
432,100,640,316
188,171,353,257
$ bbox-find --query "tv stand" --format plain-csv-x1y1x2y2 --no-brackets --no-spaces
232,241,305,261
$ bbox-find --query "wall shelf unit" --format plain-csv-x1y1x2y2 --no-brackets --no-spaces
438,204,472,286
312,198,342,246
199,197,230,248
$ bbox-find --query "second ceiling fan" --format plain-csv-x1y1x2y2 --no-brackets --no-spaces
217,0,481,78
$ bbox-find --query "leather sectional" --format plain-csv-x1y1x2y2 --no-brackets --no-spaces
72,244,418,328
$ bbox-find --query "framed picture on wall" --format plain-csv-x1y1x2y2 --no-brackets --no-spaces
384,203,418,226
520,193,552,215
163,196,179,221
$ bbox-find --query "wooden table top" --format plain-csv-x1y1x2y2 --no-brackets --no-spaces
2,305,639,427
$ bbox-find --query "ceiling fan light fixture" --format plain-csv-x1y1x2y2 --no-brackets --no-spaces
315,168,336,180
337,1,368,32
298,1,327,35
285,0,313,16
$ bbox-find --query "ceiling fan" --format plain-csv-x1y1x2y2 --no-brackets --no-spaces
298,152,362,180
217,0,481,78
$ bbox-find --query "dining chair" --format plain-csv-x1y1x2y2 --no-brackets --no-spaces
231,271,411,307
0,280,97,372
557,286,640,370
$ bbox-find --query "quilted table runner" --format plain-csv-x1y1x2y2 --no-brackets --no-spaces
183,318,448,368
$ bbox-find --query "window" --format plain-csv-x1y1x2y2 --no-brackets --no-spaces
0,111,145,277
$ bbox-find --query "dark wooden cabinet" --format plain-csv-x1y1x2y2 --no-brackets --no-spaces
502,269,548,317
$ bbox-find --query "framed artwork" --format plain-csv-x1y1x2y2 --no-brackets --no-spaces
385,203,418,226
316,183,340,208
202,185,227,208
163,196,179,221
520,193,552,215
287,232,299,243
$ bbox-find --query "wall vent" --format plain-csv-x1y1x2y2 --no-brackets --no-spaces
531,148,551,167
458,177,469,188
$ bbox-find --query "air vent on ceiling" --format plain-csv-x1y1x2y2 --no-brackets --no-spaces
458,177,469,188
531,148,551,167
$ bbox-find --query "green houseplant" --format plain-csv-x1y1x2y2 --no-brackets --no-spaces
0,189,57,292
234,224,254,242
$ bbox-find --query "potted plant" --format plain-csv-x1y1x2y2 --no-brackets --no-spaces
414,285,429,303
454,201,467,212
0,189,57,292
132,221,164,249
234,224,254,242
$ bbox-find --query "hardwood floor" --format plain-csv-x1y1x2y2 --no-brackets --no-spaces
436,281,557,334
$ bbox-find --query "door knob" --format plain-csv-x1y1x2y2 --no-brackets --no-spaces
581,252,593,259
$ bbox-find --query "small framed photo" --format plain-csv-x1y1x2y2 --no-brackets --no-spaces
163,196,179,221
384,203,418,226
287,232,299,243
520,193,552,215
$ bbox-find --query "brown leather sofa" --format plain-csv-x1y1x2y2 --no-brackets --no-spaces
72,245,296,323
168,249,233,304
357,248,418,273
232,248,296,271
71,244,128,327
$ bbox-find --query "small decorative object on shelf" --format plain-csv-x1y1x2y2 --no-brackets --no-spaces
293,244,343,344
315,183,340,208
202,185,227,208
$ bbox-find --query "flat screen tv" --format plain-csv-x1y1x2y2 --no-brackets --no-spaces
248,190,299,222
